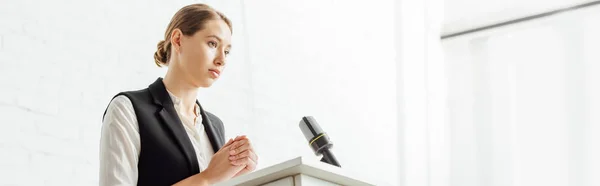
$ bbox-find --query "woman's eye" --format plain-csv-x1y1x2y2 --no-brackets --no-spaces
208,41,217,48
224,50,230,56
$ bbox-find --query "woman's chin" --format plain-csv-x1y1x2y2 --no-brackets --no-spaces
196,79,216,88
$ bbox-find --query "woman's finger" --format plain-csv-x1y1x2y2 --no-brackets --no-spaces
234,135,247,141
229,139,249,155
249,149,258,162
245,156,257,171
231,157,251,166
229,150,250,160
231,142,251,155
223,138,235,148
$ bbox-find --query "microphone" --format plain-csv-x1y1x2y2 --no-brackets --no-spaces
299,116,341,167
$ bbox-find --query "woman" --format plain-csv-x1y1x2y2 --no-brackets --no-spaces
100,4,258,186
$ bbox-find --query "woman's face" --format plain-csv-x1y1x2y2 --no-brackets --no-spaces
172,19,232,88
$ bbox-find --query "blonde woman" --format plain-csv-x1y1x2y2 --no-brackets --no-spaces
100,4,258,186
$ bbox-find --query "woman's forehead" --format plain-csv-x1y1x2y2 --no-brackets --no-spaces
200,20,231,39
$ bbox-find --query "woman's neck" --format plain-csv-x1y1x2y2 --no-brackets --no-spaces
162,67,199,116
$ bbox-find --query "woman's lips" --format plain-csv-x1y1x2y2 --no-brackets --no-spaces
209,69,220,78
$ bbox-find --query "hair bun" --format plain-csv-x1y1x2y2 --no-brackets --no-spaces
153,40,168,67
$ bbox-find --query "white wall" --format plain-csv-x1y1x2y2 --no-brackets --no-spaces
0,0,399,185
0,0,176,185
395,0,448,185
442,4,600,186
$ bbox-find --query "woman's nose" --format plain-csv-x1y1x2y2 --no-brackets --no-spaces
214,57,225,66
214,53,226,66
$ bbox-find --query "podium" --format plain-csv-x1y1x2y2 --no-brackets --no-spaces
215,156,375,186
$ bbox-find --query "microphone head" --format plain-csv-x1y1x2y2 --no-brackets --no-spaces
299,116,333,155
299,116,324,141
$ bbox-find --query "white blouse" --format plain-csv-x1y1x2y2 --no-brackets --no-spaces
99,92,215,186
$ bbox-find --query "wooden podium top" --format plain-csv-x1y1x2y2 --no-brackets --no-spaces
214,156,375,186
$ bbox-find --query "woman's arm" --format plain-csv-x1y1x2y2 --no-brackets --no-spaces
100,96,141,186
172,172,211,186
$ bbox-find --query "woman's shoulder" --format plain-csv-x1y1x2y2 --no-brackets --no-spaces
104,87,153,110
103,89,145,110
102,87,149,121
108,95,134,108
111,88,152,102
102,95,135,122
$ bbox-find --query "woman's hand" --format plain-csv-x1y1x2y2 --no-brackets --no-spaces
174,137,257,186
228,135,259,177
198,139,245,185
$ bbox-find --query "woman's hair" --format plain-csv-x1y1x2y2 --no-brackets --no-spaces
154,4,232,67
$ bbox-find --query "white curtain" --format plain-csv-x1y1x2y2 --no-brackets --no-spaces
441,5,600,186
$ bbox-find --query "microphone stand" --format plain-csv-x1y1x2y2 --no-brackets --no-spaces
320,148,341,167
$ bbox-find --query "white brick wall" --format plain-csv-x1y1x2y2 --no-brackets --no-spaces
0,0,399,185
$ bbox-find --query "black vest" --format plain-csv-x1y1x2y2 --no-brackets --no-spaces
102,78,226,186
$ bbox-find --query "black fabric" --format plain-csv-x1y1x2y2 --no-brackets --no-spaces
102,77,226,186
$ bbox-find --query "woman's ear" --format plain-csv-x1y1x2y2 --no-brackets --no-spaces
170,29,183,53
